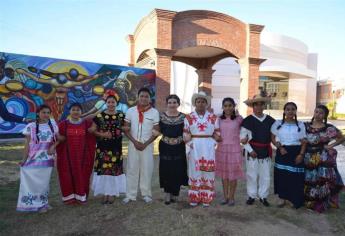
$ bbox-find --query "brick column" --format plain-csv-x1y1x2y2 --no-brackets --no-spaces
153,10,176,111
246,24,266,114
195,68,215,96
248,57,266,99
247,24,265,100
154,48,176,111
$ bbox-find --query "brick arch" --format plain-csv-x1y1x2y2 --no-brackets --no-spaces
172,10,247,59
128,9,265,112
172,47,236,70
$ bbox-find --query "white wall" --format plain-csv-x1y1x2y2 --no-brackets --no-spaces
288,76,317,115
260,32,317,79
212,58,241,114
336,96,345,114
260,32,318,115
170,61,198,113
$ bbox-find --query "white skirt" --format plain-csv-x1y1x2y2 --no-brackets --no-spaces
91,173,126,196
17,167,52,212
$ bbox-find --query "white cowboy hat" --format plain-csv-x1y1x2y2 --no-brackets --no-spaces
244,94,271,107
191,91,211,106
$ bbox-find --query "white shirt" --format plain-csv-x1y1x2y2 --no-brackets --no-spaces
125,106,159,142
23,119,58,142
271,120,306,145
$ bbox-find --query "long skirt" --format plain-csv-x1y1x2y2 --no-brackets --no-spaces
92,173,126,196
159,141,188,196
187,138,216,205
274,145,305,208
159,158,188,196
16,167,52,212
57,156,93,204
304,147,343,212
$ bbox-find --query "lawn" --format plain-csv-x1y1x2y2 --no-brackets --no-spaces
1,141,345,236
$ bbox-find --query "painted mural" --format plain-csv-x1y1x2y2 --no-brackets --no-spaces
0,52,156,134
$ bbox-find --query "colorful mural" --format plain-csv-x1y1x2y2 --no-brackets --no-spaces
0,52,156,134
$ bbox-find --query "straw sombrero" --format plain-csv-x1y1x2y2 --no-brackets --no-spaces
191,91,211,106
244,94,271,107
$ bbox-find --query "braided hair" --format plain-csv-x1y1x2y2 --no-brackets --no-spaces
277,102,301,132
35,105,55,143
220,97,237,120
311,104,329,126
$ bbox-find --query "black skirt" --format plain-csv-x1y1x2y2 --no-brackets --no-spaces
274,145,305,208
159,141,188,196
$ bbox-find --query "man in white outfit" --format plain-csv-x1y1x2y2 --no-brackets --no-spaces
122,87,159,204
240,93,275,207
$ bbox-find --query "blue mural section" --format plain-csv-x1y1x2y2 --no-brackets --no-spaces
0,52,156,134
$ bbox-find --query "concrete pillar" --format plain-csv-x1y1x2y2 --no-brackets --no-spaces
288,76,316,116
126,34,135,67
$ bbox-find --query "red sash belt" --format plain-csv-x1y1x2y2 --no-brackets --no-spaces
249,141,272,158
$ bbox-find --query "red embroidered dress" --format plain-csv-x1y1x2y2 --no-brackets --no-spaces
56,119,96,204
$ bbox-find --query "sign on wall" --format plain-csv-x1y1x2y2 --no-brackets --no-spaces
0,52,156,134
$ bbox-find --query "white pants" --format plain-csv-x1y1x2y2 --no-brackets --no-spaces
246,157,271,199
126,142,154,200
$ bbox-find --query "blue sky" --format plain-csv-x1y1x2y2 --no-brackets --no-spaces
1,0,344,80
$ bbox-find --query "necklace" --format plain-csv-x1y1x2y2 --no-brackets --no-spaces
68,117,82,124
166,111,179,117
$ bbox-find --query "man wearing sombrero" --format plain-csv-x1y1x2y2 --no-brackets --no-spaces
240,92,275,207
183,91,219,207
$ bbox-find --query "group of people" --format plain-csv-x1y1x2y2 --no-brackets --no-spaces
16,88,344,214
240,94,344,213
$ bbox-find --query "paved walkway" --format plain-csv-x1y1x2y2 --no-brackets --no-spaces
336,145,345,183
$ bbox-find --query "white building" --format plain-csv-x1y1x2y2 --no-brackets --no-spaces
171,32,318,116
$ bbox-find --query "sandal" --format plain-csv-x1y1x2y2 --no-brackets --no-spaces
228,200,235,206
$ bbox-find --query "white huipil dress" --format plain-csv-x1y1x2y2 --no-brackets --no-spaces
183,111,219,205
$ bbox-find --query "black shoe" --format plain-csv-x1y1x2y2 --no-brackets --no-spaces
246,197,255,205
164,201,171,205
260,198,270,207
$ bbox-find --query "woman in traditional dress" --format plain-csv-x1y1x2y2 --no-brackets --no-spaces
183,91,220,207
271,102,306,208
159,95,188,204
54,103,96,204
215,97,244,206
304,104,345,213
90,92,126,204
17,105,58,213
